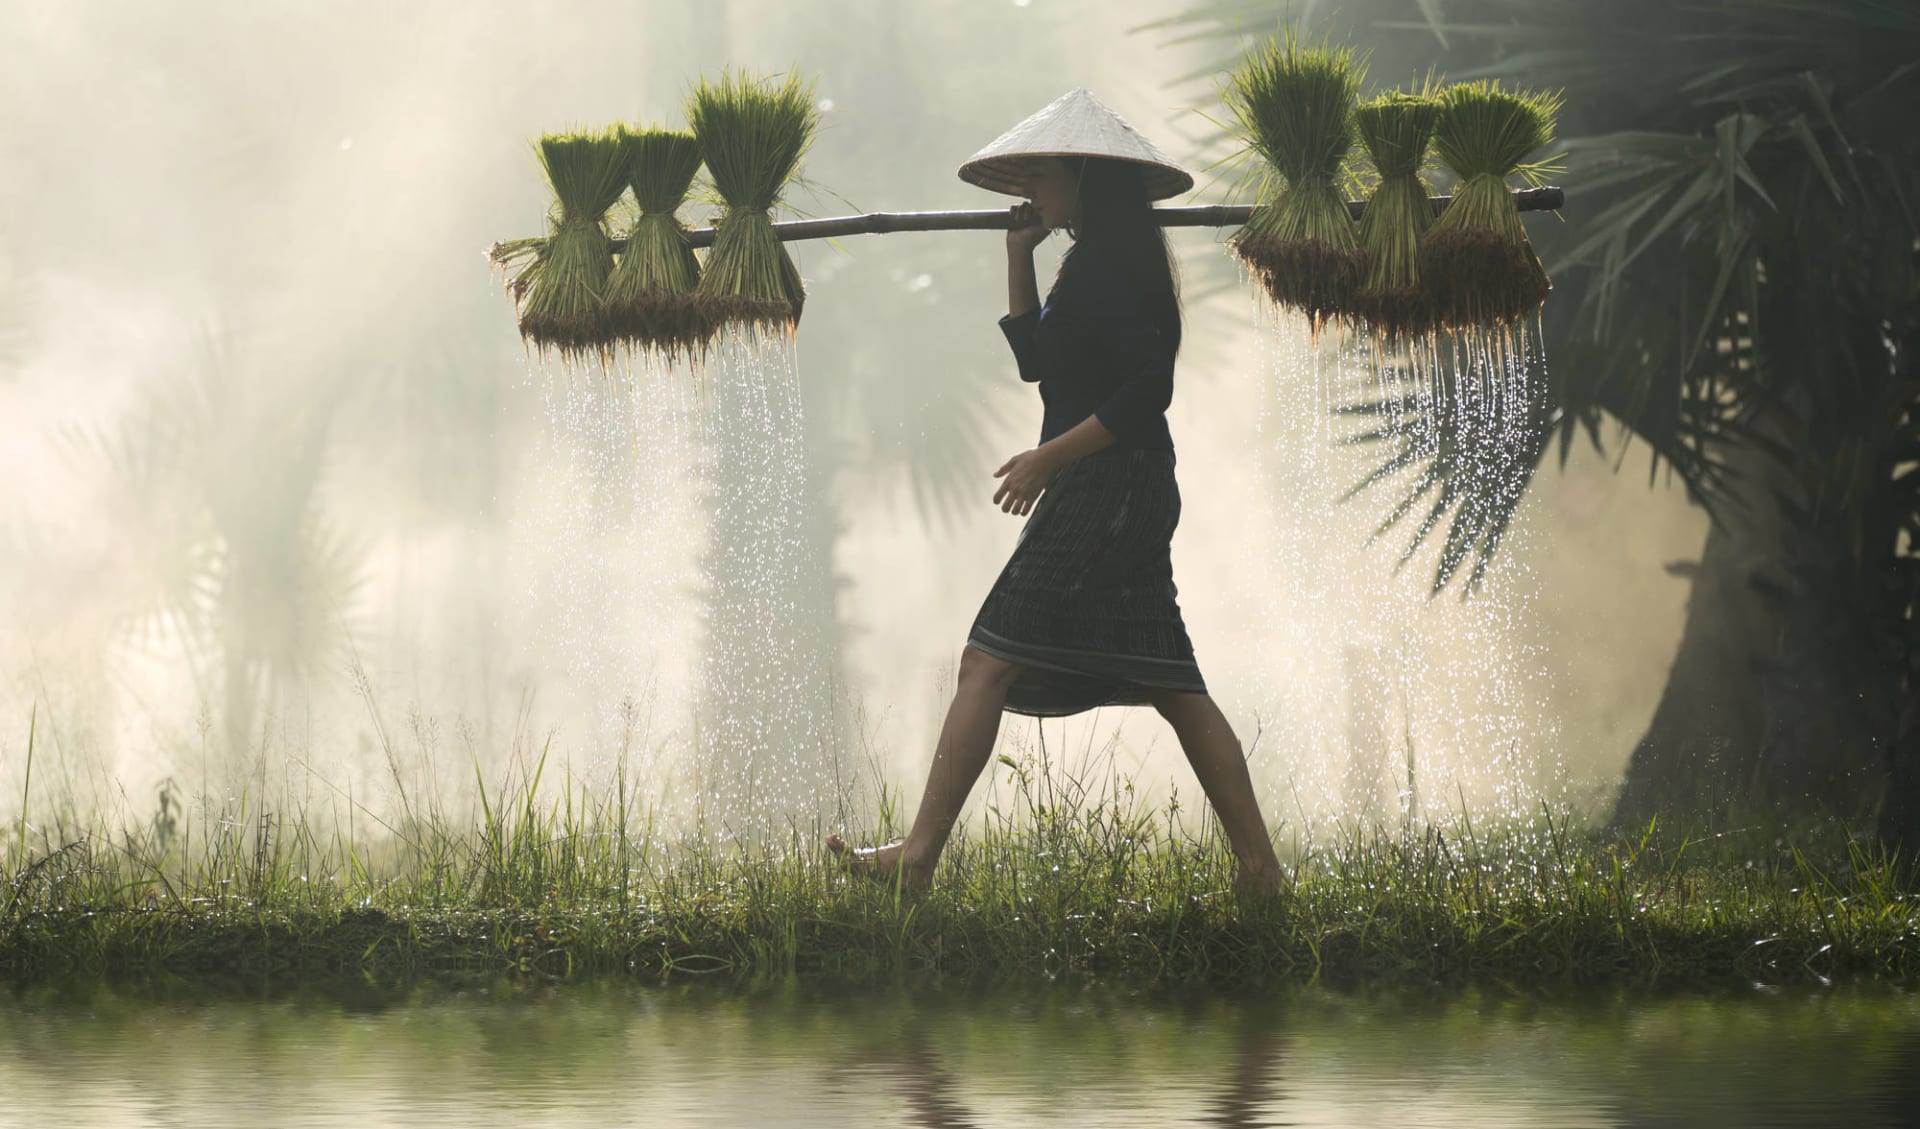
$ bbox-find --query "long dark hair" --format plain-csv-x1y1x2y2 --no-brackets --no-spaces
1051,156,1183,354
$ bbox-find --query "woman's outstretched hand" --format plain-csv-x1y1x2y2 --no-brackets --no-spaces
993,447,1060,516
1006,202,1050,255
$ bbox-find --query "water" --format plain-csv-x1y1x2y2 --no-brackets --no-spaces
3,979,1914,1127
508,302,1571,844
523,332,846,835
529,350,704,749
691,331,844,830
1234,308,1559,836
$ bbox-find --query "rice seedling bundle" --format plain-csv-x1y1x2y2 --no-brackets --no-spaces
1352,90,1441,339
517,129,631,357
686,70,818,338
604,127,706,358
490,236,546,307
1224,35,1367,328
1421,80,1562,329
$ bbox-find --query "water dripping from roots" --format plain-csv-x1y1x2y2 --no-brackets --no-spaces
1233,306,1562,842
690,331,842,836
525,350,703,790
522,334,843,838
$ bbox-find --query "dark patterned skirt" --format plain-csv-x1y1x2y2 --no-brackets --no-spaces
968,446,1207,717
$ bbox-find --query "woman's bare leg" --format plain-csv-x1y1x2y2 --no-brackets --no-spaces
1150,690,1283,894
828,645,1022,886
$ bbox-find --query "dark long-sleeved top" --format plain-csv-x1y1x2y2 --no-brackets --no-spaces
996,273,1176,451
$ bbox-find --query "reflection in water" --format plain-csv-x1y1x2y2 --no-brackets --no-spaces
1202,1012,1286,1129
0,979,1916,1128
870,1008,1286,1129
1861,1028,1920,1129
891,1028,985,1129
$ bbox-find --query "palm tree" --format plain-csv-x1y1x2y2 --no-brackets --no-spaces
80,329,364,764
0,256,29,380
1161,0,1920,844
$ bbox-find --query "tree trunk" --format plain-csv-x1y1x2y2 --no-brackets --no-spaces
1879,711,1920,855
1876,331,1920,856
1610,444,1894,835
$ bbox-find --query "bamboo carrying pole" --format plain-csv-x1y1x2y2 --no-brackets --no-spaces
577,186,1564,255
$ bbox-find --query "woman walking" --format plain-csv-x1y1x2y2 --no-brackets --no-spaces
829,89,1283,895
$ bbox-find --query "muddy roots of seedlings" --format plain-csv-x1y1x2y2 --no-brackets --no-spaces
686,69,817,341
1233,229,1365,331
610,215,710,362
516,129,630,360
518,221,620,361
1352,89,1441,341
687,210,806,340
1350,284,1435,340
1222,33,1368,330
1352,175,1440,339
607,127,709,361
1420,210,1551,328
1421,80,1561,331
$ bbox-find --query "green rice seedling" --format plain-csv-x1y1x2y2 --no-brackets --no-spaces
686,69,817,339
516,128,631,359
489,235,548,307
1421,80,1563,329
604,127,707,360
1224,33,1368,329
1352,88,1441,340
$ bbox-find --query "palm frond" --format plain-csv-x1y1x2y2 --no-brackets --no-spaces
1342,334,1554,596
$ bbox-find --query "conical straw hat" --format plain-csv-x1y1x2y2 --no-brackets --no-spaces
959,88,1194,202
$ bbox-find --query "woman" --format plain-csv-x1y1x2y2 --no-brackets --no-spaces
829,91,1283,894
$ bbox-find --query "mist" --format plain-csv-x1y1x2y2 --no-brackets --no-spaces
0,0,1705,841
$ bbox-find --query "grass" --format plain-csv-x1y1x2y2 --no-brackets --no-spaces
4,735,1916,990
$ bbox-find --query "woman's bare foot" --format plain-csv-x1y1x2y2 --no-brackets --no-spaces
826,835,933,889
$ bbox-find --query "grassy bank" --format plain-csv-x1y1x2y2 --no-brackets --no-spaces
5,759,1916,989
